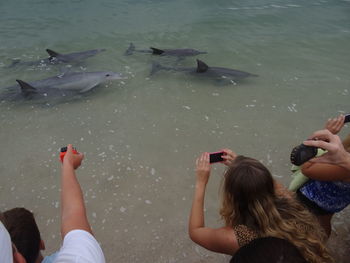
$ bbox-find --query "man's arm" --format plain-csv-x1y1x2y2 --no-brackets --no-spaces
60,144,92,238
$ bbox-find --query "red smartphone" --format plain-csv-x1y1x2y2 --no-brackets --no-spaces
60,146,78,162
209,151,225,164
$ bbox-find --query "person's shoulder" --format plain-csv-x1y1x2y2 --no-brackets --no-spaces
63,229,95,241
54,230,105,263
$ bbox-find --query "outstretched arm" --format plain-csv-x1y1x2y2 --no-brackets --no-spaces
60,144,92,238
188,152,238,255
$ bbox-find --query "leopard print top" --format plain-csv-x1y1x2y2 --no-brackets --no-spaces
233,224,259,247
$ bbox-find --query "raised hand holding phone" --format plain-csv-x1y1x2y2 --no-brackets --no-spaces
196,152,211,185
221,149,237,166
209,149,237,165
60,145,83,169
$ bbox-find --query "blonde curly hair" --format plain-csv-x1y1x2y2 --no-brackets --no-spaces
220,156,333,263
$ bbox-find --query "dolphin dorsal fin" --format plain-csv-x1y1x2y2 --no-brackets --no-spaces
196,59,209,73
46,49,61,57
150,47,165,55
16,79,37,95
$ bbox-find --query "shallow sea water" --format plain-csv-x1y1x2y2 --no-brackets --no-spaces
0,0,349,262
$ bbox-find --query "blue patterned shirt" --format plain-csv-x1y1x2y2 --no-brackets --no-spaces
300,179,350,213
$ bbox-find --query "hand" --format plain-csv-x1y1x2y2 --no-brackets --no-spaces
195,152,211,185
62,144,84,169
303,129,349,165
324,114,345,134
221,148,237,166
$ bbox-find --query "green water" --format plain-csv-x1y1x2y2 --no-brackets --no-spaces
0,0,349,262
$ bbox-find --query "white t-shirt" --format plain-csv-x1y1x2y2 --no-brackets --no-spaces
53,230,105,263
0,222,13,263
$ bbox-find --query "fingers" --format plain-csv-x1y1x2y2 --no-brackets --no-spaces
222,148,233,155
199,152,209,165
303,139,333,151
223,149,237,159
222,148,237,166
306,129,332,141
335,115,345,131
77,152,84,161
325,115,345,134
195,152,211,184
196,152,209,167
66,144,73,154
304,129,344,155
62,145,84,169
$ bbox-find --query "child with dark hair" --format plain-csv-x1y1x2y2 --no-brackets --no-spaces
0,211,27,263
3,208,44,263
230,237,307,263
3,207,57,263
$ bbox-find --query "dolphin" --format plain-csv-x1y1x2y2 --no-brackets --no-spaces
8,48,106,68
0,71,124,103
124,43,206,57
150,59,258,83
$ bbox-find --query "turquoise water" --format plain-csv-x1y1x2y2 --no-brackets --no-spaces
0,0,349,262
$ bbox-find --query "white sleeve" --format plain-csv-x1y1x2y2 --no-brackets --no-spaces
53,230,106,263
0,222,13,263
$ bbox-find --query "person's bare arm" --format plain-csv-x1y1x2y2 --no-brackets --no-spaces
188,152,238,255
301,161,350,182
60,144,92,238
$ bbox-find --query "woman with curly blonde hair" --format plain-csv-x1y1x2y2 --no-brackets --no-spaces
188,150,333,263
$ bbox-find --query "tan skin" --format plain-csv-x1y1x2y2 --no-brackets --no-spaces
189,150,238,255
188,149,290,255
300,115,350,236
60,144,92,237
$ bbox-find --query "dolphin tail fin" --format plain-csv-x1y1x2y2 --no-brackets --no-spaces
150,47,164,55
16,79,37,97
125,43,136,55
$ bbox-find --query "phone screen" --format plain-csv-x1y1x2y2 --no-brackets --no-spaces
344,114,350,123
209,152,224,163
